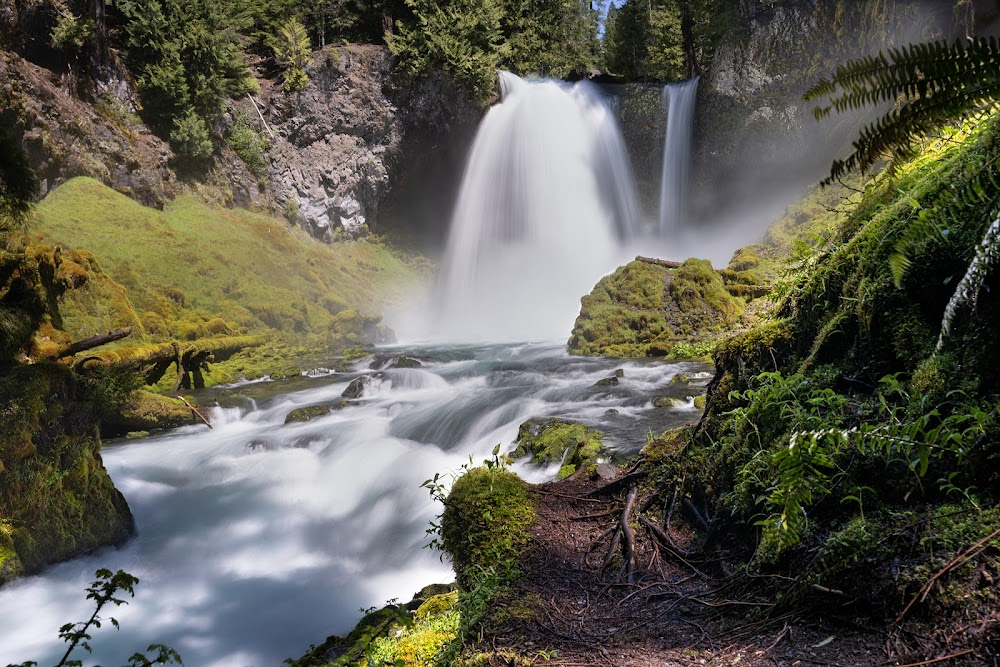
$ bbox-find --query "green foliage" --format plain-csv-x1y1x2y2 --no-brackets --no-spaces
603,0,736,80
389,0,599,103
723,369,992,560
49,10,94,51
117,0,255,160
168,111,213,162
6,568,182,667
0,118,37,231
805,37,1000,184
388,0,505,103
226,110,270,178
271,18,312,92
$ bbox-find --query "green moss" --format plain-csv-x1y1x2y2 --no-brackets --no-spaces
0,364,134,577
441,467,535,590
29,178,425,348
512,418,604,472
101,390,193,437
284,404,331,423
568,258,745,358
365,591,461,667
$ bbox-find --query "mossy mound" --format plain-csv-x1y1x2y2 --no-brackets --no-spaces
0,364,134,583
101,390,194,437
567,257,747,358
441,467,535,590
512,418,604,480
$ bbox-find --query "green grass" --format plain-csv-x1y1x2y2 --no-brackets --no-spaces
28,178,425,344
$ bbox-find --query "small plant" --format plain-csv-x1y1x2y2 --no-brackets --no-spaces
6,568,182,667
283,197,300,224
226,110,270,179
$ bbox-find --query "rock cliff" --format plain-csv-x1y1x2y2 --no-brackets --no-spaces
250,44,481,242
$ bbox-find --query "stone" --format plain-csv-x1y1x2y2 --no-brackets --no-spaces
284,404,332,423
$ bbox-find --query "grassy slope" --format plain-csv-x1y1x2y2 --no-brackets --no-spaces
29,178,423,345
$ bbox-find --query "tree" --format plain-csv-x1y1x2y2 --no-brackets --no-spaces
271,18,311,92
388,0,506,102
117,0,255,161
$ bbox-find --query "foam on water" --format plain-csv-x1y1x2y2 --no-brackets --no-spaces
0,343,711,667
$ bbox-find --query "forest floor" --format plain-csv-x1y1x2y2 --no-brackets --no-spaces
479,472,987,667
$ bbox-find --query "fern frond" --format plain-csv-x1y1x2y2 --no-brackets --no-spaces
937,212,1000,351
806,38,1000,184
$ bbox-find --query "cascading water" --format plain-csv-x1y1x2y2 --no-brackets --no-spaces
434,71,640,342
0,344,711,667
659,76,699,234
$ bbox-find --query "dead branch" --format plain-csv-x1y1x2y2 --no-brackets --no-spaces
177,396,212,429
636,255,682,268
620,486,638,583
896,526,1000,624
587,470,648,498
895,649,975,667
50,327,133,358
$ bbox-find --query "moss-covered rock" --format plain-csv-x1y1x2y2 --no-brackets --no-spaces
512,418,604,479
568,257,746,358
284,404,332,423
292,583,459,667
101,390,193,437
0,364,134,582
441,467,535,590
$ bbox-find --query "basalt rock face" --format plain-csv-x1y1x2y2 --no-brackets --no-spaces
257,45,481,242
0,50,177,209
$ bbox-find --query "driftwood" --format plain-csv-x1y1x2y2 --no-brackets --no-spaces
50,327,133,359
636,256,682,269
177,395,213,429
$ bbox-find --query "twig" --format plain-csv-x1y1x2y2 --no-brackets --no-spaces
896,526,1000,623
177,396,212,429
246,93,274,138
892,649,975,667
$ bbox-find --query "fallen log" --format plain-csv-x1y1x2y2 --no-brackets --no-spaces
636,256,682,269
50,327,133,358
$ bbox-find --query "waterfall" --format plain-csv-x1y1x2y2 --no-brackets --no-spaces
434,71,640,342
659,76,699,234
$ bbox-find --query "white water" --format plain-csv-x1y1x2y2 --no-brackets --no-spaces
659,77,700,234
0,343,710,667
433,72,641,342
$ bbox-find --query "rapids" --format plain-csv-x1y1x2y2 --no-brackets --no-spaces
0,343,710,667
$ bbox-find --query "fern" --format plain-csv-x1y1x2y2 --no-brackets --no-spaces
805,37,1000,184
937,211,1000,350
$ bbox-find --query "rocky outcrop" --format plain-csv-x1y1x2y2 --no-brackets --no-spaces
0,51,176,209
253,45,481,242
568,257,757,358
0,364,135,585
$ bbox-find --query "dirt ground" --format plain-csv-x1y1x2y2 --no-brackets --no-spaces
477,473,994,667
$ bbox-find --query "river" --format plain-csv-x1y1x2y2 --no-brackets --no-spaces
0,342,710,667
